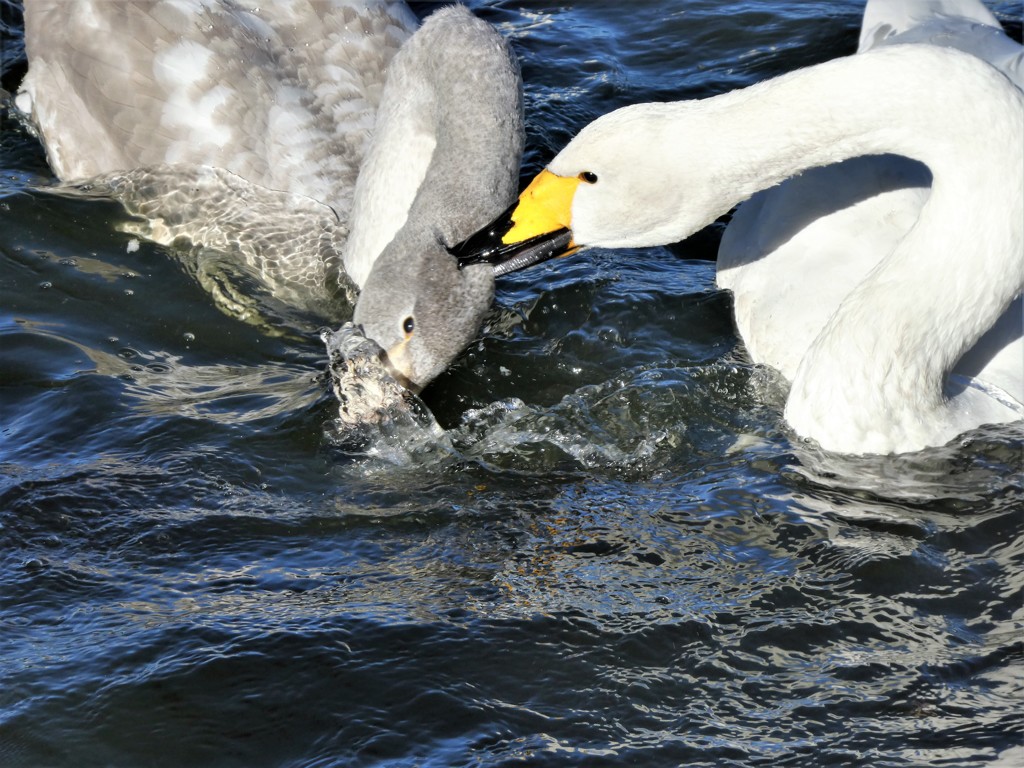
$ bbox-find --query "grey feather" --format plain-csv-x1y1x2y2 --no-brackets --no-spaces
18,0,524,390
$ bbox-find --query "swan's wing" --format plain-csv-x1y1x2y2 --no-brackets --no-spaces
859,0,999,52
859,0,1023,87
17,0,418,212
718,156,932,380
955,297,1024,405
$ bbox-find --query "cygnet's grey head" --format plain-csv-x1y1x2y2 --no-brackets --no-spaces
355,249,493,390
347,5,523,391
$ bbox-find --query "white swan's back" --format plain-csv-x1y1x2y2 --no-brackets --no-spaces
860,0,1023,85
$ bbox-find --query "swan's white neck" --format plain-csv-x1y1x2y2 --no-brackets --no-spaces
657,45,1023,452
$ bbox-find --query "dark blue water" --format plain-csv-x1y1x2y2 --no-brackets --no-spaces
2,1,1022,766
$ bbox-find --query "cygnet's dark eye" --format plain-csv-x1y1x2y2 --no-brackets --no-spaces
402,316,415,336
578,171,598,184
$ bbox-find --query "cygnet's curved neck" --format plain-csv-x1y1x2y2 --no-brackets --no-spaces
672,45,1022,451
343,8,523,288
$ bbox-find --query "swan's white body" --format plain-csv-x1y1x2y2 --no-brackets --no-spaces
717,0,1024,454
17,0,524,390
476,0,1023,454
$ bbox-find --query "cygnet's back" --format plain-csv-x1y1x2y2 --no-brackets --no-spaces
18,0,418,216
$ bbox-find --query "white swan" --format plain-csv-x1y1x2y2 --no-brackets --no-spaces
718,0,1023,414
16,0,523,390
455,0,1024,456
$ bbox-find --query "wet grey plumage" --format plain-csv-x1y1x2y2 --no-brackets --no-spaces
17,0,523,389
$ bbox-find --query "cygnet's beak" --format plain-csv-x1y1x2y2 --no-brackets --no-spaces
452,169,580,275
324,323,424,398
375,337,423,395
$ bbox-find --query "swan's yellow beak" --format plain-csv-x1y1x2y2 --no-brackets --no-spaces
452,170,580,275
501,170,580,245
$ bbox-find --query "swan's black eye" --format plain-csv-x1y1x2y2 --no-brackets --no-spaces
402,316,415,336
578,171,598,184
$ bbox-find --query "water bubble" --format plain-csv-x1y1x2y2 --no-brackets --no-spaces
183,332,196,344
38,281,52,290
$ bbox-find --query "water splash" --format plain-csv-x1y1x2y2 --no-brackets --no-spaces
322,322,455,469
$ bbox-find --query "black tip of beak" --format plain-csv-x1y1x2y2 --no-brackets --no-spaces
451,201,518,267
451,202,575,277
